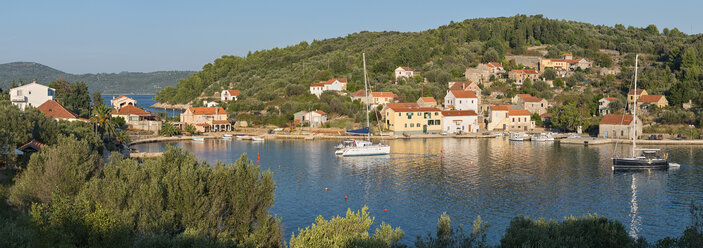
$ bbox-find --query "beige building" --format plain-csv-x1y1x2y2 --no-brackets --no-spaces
636,94,668,111
512,94,548,114
112,105,160,133
441,110,479,134
110,95,136,110
539,53,592,72
293,110,328,127
599,114,642,139
417,97,437,108
180,107,230,132
350,90,398,105
508,70,539,85
448,81,482,101
598,97,618,116
394,66,415,80
486,106,534,131
465,62,503,83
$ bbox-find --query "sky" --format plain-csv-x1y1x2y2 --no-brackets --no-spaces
1,0,701,74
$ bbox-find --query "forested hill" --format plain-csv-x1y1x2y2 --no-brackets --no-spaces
0,62,195,94
155,15,703,126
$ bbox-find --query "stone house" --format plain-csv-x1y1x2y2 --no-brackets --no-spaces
448,81,482,102
394,67,415,80
112,105,160,133
508,70,539,85
512,94,548,115
417,97,437,108
293,110,328,127
486,105,534,131
464,62,503,83
637,95,668,111
598,97,618,116
599,114,642,139
350,90,398,105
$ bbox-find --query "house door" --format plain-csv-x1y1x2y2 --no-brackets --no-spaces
423,125,428,133
468,125,471,132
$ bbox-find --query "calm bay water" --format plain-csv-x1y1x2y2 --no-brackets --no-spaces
132,138,703,244
101,94,183,117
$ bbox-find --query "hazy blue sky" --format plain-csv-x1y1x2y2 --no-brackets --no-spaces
2,0,700,73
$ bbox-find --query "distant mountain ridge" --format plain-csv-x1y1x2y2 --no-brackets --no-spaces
0,62,195,94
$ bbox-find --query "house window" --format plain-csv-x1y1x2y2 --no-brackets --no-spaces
417,112,421,116
417,123,420,127
398,113,401,117
405,123,407,128
410,123,414,128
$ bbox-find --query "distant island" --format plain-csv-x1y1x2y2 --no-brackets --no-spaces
0,62,195,94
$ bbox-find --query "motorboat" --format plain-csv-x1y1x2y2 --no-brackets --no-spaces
532,133,554,142
251,136,265,142
222,134,233,139
192,137,205,142
336,140,390,156
509,133,530,141
612,54,669,170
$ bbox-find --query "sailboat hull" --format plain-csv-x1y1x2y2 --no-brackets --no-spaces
341,145,390,156
612,158,668,170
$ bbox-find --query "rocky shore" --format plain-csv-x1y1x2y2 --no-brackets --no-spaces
150,102,190,110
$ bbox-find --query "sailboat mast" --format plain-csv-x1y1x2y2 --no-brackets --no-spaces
632,54,638,157
362,53,370,141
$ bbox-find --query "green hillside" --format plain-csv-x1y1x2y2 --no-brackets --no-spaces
0,62,195,94
153,15,702,127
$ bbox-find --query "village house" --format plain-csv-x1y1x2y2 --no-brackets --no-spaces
448,81,482,101
465,62,503,83
9,81,55,110
539,53,593,72
394,66,415,80
309,78,347,97
444,90,478,111
221,90,240,102
203,100,219,107
486,106,534,131
112,105,160,133
293,110,328,127
180,107,231,133
110,95,136,110
417,97,437,108
637,94,668,111
540,113,552,124
17,139,45,155
599,114,642,139
512,94,548,115
627,89,648,110
37,100,89,122
441,110,479,134
383,103,442,135
350,90,398,105
598,97,618,116
508,70,539,85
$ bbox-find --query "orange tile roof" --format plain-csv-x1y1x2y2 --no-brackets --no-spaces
112,105,153,116
638,95,664,103
602,97,617,101
449,90,477,98
508,109,531,116
386,102,419,109
600,114,634,125
18,139,45,151
628,89,645,95
224,89,240,96
311,78,347,87
398,66,412,71
113,95,135,101
188,107,227,115
486,62,502,68
442,110,478,116
37,100,80,120
419,97,436,103
560,53,573,56
517,94,544,102
512,69,539,75
351,90,397,98
540,113,552,118
212,120,230,125
490,105,511,111
313,110,327,115
387,103,440,112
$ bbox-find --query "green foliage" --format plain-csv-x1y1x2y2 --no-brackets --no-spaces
184,124,197,134
290,206,404,248
500,214,637,248
542,67,557,80
92,91,105,106
549,104,591,132
48,79,92,118
0,62,195,94
160,122,180,136
415,213,488,248
10,135,102,208
113,116,126,128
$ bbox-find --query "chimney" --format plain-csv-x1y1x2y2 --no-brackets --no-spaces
203,100,207,105
216,107,219,115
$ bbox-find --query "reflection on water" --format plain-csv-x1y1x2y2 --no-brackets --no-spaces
132,138,703,244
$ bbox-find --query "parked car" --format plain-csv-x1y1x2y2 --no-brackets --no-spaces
647,134,663,140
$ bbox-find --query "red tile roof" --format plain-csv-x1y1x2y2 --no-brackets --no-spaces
224,89,240,96
602,97,617,101
442,110,478,116
311,78,347,87
449,90,477,98
540,113,552,118
512,69,539,75
351,90,397,98
419,97,436,103
486,62,502,68
387,103,440,112
517,94,544,102
212,120,230,125
638,95,664,103
37,100,81,120
188,107,227,115
398,66,412,71
600,114,634,125
18,139,45,151
628,89,645,95
113,95,135,101
112,105,153,117
560,53,573,56
490,105,511,111
508,109,531,116
313,110,327,115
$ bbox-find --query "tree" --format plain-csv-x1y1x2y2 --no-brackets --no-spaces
49,80,92,118
184,124,196,134
553,78,565,88
483,48,500,63
160,122,179,136
92,104,116,142
290,206,404,248
91,92,105,106
542,68,557,80
550,104,589,132
501,214,636,247
415,213,488,248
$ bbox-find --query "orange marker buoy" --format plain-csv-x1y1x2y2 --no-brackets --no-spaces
297,180,300,183
384,209,387,212
300,172,302,175
278,165,280,169
344,195,348,200
325,188,329,191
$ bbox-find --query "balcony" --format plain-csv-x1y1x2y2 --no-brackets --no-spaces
11,95,26,102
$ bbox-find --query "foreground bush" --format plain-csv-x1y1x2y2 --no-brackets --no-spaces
415,213,488,248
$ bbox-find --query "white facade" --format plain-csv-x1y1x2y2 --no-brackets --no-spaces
444,90,478,111
221,90,239,102
111,96,136,110
310,79,347,97
9,82,55,110
394,67,415,80
293,110,328,127
442,112,479,134
203,100,219,107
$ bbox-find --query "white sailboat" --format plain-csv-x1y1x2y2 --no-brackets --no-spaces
335,53,391,156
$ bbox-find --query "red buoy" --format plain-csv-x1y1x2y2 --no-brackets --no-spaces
344,195,348,200
297,180,300,183
325,187,329,191
384,209,387,212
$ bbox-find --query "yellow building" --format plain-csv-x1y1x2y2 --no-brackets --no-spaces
384,103,443,135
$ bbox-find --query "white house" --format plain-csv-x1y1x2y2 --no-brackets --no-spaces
444,90,478,111
394,67,415,80
293,110,328,127
221,90,240,102
9,81,55,110
203,100,219,107
442,110,479,134
598,97,617,116
310,78,347,97
111,95,136,110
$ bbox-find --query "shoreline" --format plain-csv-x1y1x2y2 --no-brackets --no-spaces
149,102,190,110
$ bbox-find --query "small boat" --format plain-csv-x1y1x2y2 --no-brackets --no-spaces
192,137,205,142
251,136,265,142
509,133,530,141
222,134,233,139
237,135,250,140
336,140,390,156
532,133,554,142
